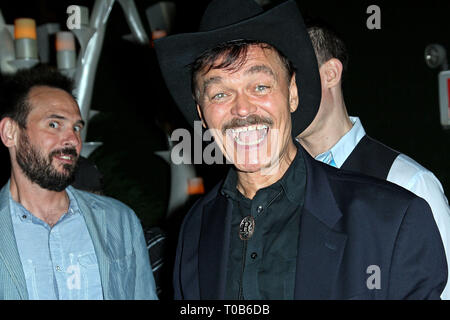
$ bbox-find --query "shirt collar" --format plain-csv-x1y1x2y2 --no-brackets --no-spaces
65,187,80,216
278,142,307,204
9,187,80,223
315,116,366,168
221,166,239,201
221,141,306,204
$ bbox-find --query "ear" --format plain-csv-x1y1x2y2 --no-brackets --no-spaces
288,73,299,113
0,117,19,148
196,104,207,128
320,58,343,89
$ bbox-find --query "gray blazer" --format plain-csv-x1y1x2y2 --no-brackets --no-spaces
0,181,158,300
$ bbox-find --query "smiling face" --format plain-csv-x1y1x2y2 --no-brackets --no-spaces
14,86,84,191
195,44,299,174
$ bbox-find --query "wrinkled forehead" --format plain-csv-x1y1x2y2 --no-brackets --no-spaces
27,85,81,118
200,44,284,76
193,44,290,93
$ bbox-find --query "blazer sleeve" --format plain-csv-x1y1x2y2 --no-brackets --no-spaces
173,212,186,300
173,200,203,300
388,196,448,299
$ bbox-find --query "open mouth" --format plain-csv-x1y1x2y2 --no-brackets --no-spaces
54,153,75,164
227,124,269,147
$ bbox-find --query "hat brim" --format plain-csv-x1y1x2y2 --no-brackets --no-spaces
154,0,321,137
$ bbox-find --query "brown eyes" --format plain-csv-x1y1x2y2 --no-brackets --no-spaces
49,121,59,129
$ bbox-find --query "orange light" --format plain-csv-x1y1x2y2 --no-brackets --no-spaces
152,30,167,40
55,31,76,51
187,177,205,195
14,18,37,40
150,30,168,48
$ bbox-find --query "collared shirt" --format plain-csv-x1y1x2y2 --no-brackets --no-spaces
313,116,450,299
10,188,103,300
221,145,306,299
314,117,366,168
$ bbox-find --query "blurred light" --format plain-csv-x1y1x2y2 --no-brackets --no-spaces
187,177,205,195
56,31,76,70
79,6,90,26
14,18,37,40
152,30,167,41
56,31,76,51
14,18,38,60
438,71,450,128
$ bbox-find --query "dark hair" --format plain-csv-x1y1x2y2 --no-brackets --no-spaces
0,64,75,128
306,22,348,76
190,39,295,102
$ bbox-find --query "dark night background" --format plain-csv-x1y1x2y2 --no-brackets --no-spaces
1,1,449,233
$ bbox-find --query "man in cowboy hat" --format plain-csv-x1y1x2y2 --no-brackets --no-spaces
155,0,447,299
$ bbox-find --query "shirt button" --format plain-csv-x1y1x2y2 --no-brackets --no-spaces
251,252,258,259
22,215,27,219
56,266,61,271
257,205,263,213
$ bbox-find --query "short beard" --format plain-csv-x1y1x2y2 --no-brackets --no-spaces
16,132,78,192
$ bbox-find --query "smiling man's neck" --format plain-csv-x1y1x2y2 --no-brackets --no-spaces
9,167,70,225
235,141,297,199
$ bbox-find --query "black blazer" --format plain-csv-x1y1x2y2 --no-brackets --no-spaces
173,147,447,299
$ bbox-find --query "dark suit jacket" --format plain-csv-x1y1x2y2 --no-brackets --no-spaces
173,147,447,299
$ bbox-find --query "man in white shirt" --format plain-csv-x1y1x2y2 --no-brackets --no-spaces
297,23,450,299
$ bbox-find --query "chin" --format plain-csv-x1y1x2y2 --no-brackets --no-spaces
235,163,263,174
232,155,276,174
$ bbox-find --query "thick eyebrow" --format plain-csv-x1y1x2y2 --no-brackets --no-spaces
46,114,85,127
199,65,276,96
244,65,276,78
202,76,223,94
75,119,85,127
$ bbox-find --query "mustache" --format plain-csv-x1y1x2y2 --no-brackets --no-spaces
222,115,273,134
49,147,78,159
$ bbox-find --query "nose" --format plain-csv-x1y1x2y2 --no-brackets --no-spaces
62,127,81,150
231,93,257,117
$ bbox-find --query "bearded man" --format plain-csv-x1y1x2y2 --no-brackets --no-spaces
0,66,157,300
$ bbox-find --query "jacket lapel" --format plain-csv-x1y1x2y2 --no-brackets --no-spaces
294,148,347,299
0,182,28,299
70,188,111,299
198,194,232,299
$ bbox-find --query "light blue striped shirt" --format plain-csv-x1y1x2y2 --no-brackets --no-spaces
10,188,103,300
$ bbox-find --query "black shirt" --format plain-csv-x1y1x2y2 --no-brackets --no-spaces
221,145,307,299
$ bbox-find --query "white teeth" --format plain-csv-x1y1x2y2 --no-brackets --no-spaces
227,125,269,146
229,124,268,134
60,155,71,160
234,135,266,146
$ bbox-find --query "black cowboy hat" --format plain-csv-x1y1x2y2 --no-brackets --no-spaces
154,0,321,137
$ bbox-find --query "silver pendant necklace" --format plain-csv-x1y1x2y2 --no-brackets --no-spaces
239,215,255,240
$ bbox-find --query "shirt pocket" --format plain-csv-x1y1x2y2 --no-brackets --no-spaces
78,252,99,268
23,260,39,299
76,252,103,299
